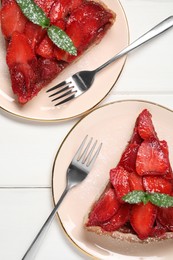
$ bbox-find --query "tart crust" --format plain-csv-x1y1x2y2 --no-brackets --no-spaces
85,225,173,244
85,183,173,243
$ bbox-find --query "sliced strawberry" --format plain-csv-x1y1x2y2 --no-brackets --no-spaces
129,125,143,145
56,21,83,62
10,62,39,103
137,109,157,140
68,1,112,27
157,207,173,231
52,19,66,30
110,166,130,202
49,0,83,23
136,138,170,176
118,143,139,173
6,32,39,103
6,32,35,66
49,0,69,23
87,187,120,226
24,21,46,50
129,172,144,191
143,176,172,195
36,35,55,59
130,202,157,240
160,140,173,180
1,1,27,39
67,1,114,50
1,0,15,7
164,165,173,180
70,0,83,11
54,47,68,61
37,57,65,82
66,21,83,48
150,220,167,238
67,2,98,46
34,0,55,16
101,204,131,232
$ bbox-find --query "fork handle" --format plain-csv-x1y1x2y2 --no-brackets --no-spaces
21,187,68,260
95,16,173,73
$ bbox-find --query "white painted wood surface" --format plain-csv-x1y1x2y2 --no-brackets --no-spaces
0,1,173,259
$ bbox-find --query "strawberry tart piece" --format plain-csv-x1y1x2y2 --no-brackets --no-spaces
0,0,115,104
85,109,173,242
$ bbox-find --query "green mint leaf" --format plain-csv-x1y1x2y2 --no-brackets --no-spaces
123,191,173,208
16,0,77,55
123,191,147,204
16,0,50,28
48,25,77,56
149,193,173,208
142,193,150,204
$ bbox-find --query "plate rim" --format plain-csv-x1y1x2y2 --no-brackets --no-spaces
51,99,173,259
0,0,129,123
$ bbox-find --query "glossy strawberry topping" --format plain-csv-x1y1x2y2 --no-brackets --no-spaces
86,109,173,240
0,0,115,103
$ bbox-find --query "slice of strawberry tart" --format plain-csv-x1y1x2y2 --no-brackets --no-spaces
85,109,173,243
0,0,115,104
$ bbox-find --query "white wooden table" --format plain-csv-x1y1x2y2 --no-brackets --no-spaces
0,1,173,259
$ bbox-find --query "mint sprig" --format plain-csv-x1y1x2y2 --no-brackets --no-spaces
16,0,50,28
149,193,173,208
16,0,77,55
123,191,173,208
48,26,77,56
123,191,150,205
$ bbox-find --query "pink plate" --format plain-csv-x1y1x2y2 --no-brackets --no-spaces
0,0,128,122
52,100,173,259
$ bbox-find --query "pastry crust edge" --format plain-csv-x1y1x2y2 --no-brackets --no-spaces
85,225,173,243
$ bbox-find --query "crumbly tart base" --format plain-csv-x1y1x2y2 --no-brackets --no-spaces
85,226,173,243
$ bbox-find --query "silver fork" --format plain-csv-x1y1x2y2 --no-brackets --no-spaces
47,16,173,106
22,136,102,260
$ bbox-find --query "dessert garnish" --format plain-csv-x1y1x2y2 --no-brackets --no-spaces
0,0,115,104
86,109,173,241
16,0,77,55
123,191,173,208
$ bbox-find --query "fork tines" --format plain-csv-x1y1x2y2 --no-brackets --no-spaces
74,136,102,170
46,78,78,106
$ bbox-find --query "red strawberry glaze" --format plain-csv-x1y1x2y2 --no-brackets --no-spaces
150,221,167,238
34,0,55,16
118,143,140,173
1,0,115,103
143,176,172,195
24,21,46,51
129,172,144,191
160,140,173,180
86,109,173,241
129,123,143,145
1,0,27,39
6,32,35,66
157,207,173,231
110,166,130,202
137,109,158,140
87,187,120,226
130,202,157,240
49,0,70,22
100,204,131,232
36,35,55,59
136,138,170,176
